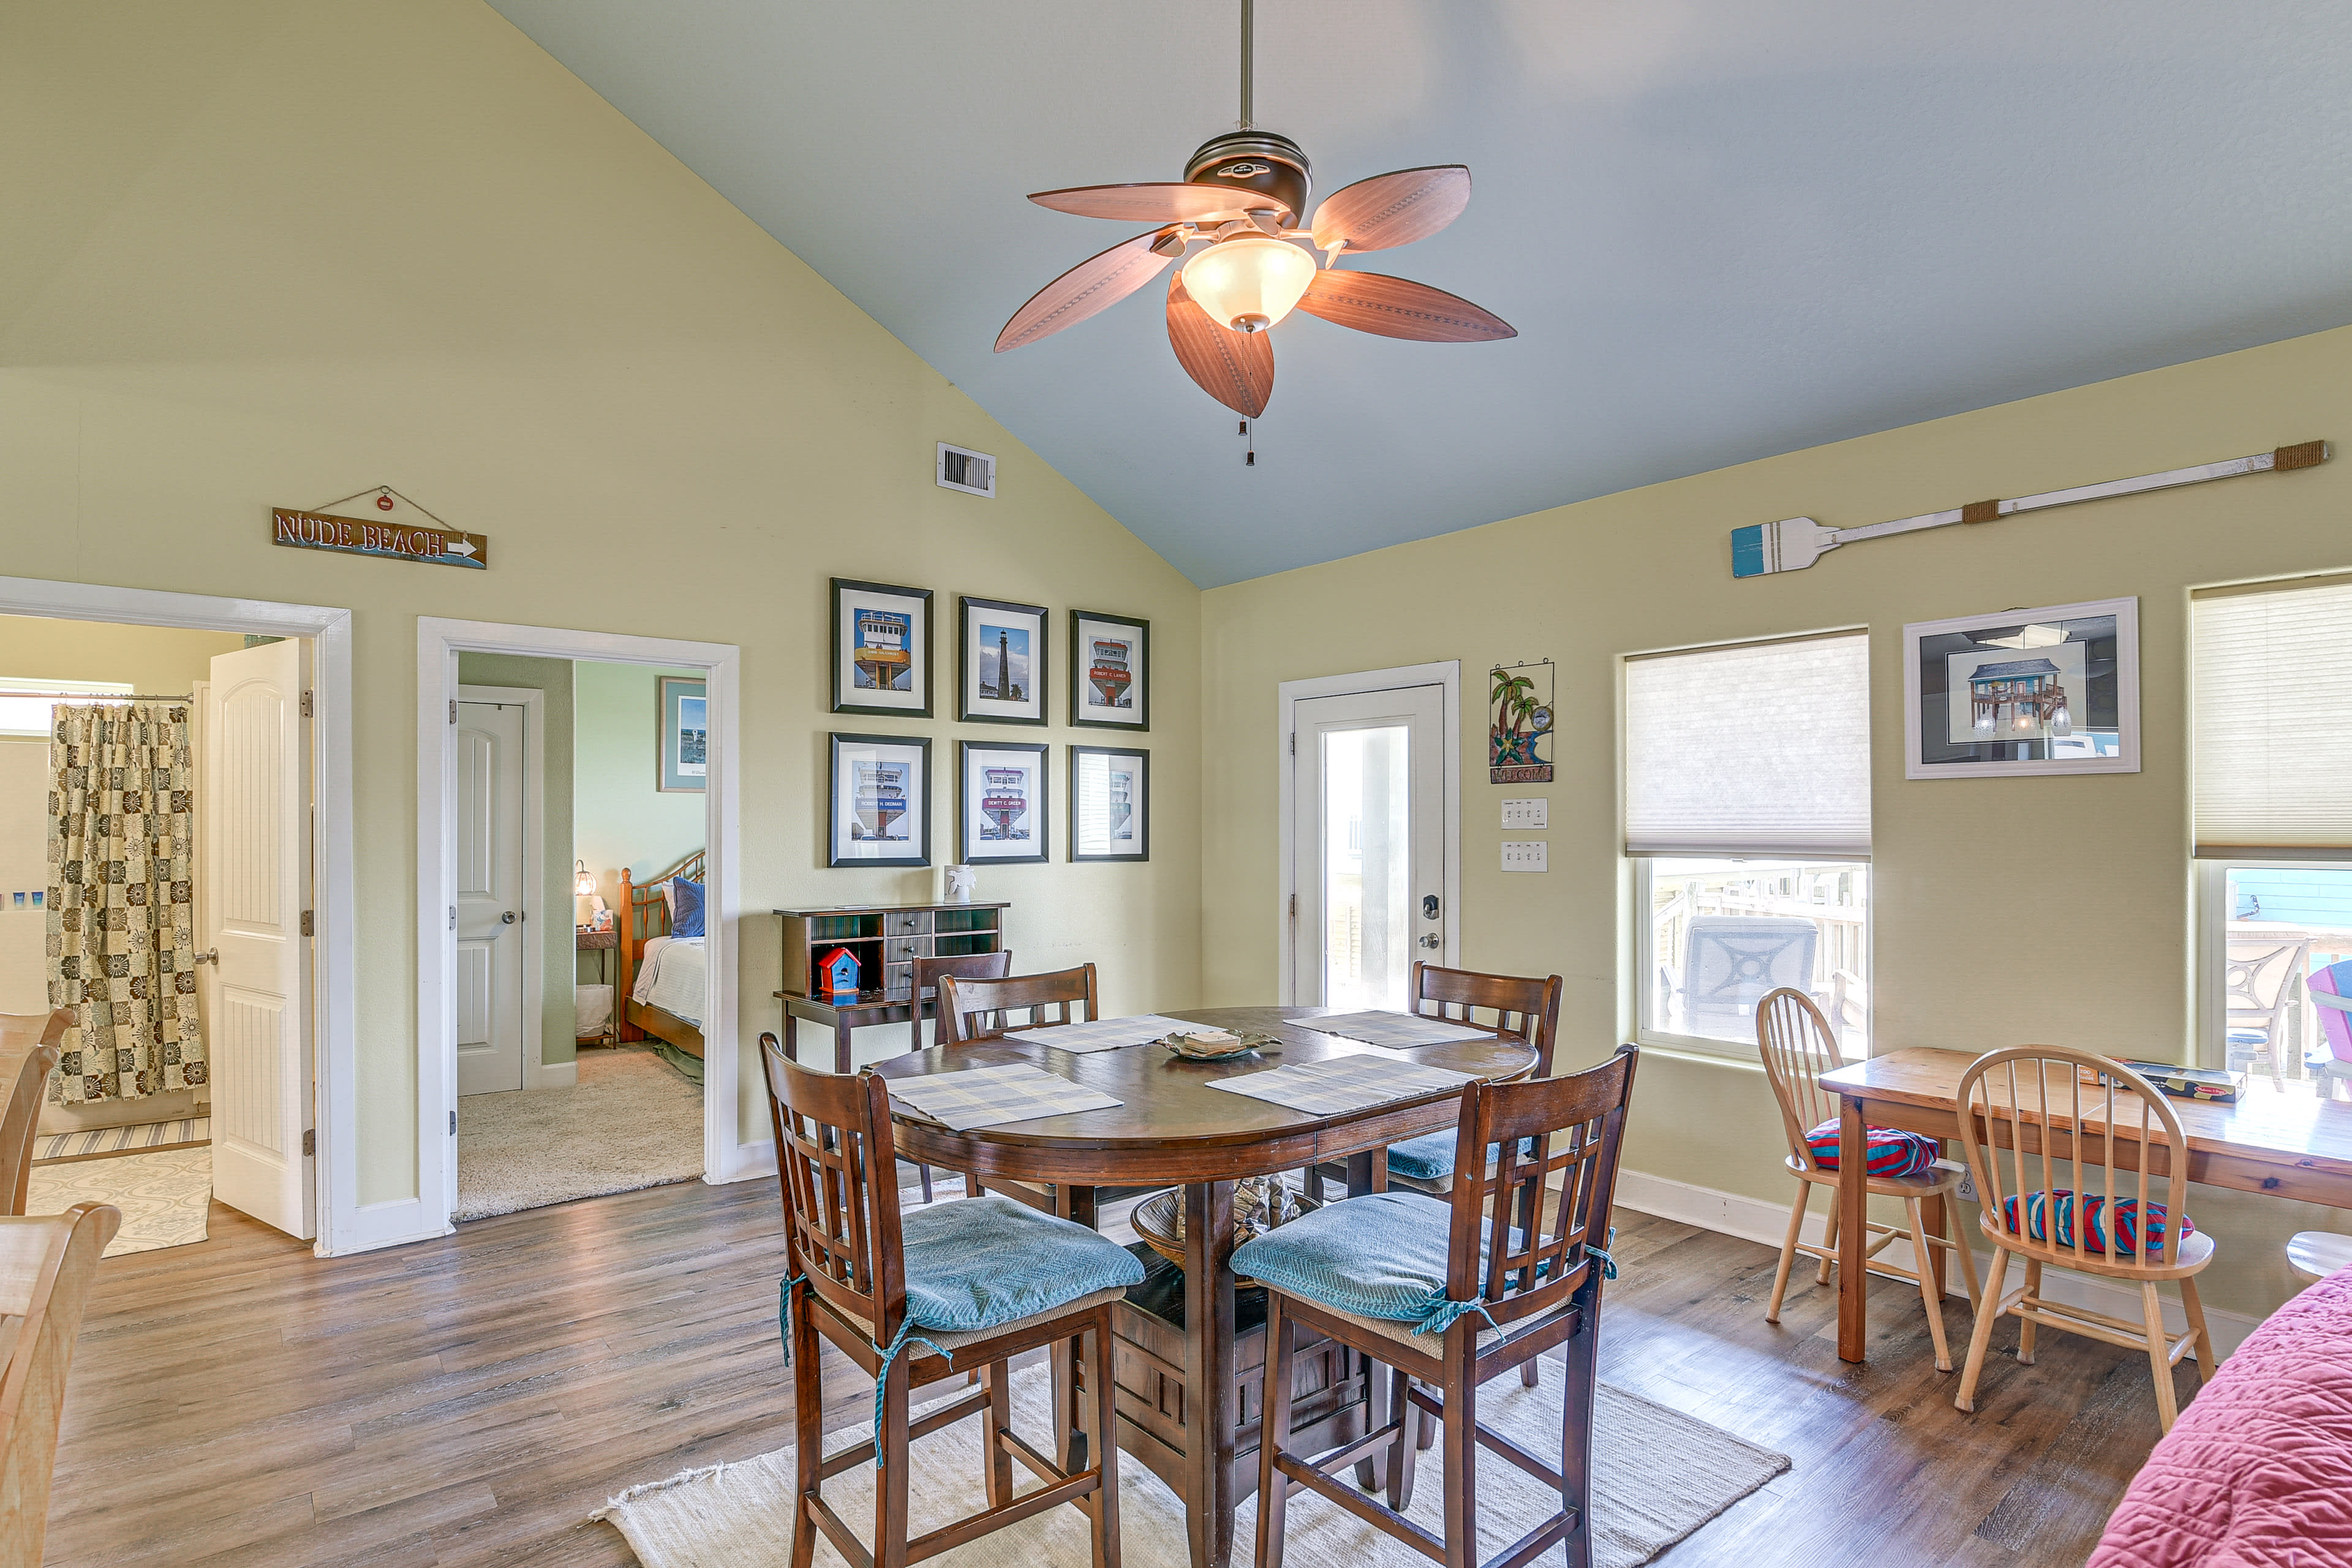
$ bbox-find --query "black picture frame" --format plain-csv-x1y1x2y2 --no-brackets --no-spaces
1069,744,1148,862
827,732,932,868
957,596,1049,726
831,578,933,718
1069,608,1150,731
959,740,1050,864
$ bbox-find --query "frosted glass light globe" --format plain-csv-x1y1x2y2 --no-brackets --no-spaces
1181,236,1316,333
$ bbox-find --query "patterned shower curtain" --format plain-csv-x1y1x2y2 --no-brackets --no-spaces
46,704,208,1104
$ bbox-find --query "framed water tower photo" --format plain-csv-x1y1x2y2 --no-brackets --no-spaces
832,578,933,718
1070,609,1148,731
960,741,1049,864
828,733,932,867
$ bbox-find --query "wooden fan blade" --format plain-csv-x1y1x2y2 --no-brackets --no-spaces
1166,274,1272,417
995,231,1174,352
1310,166,1471,254
1030,183,1288,225
1294,270,1515,342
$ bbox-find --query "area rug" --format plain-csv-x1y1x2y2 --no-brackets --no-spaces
455,1045,703,1221
35,1115,210,1165
25,1145,211,1256
595,1357,1787,1568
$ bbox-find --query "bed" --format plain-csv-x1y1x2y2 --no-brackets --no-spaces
2089,1263,2352,1565
615,849,706,1064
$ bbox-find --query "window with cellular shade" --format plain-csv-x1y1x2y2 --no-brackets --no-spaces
1624,632,1871,858
2193,578,2352,858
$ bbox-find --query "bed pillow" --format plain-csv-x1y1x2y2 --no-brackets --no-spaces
668,876,704,938
1804,1118,1941,1178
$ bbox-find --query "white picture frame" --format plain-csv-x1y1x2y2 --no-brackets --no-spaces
1903,596,2140,778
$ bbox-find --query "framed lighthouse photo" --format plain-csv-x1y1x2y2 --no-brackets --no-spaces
1071,609,1149,731
960,741,1049,864
828,733,932,867
832,578,933,718
959,597,1047,725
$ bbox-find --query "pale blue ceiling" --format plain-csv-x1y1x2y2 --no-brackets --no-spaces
485,1,2352,587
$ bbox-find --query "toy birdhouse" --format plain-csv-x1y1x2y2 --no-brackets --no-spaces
814,946,861,1002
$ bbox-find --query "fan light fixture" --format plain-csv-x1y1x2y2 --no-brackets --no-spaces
1181,235,1316,333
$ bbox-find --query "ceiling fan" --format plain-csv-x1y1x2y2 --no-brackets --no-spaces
992,0,1515,418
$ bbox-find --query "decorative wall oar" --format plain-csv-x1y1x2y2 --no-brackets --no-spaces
1732,440,2330,578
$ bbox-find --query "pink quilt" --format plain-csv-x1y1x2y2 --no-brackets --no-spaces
2090,1265,2352,1566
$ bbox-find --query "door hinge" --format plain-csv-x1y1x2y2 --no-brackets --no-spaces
302,1128,315,1157
448,905,456,931
1289,732,1295,755
300,690,313,718
1289,893,1297,918
300,910,313,937
448,699,457,723
450,1110,458,1135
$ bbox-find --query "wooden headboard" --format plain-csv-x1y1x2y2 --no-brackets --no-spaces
617,848,706,952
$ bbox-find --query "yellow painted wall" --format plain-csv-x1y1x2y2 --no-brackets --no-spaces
1202,324,2352,1322
2,1,1202,1202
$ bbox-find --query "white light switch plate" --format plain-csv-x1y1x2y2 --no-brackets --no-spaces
1501,841,1547,872
1501,798,1548,829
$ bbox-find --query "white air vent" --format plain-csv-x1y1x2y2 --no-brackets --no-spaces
937,442,996,498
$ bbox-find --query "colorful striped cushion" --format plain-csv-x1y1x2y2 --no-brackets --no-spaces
1804,1118,1941,1178
1998,1190,2192,1256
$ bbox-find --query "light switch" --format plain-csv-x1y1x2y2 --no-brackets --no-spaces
1501,798,1548,829
1501,841,1548,872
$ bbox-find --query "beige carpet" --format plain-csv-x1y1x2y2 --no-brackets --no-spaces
596,1357,1787,1568
456,1046,703,1221
26,1145,211,1256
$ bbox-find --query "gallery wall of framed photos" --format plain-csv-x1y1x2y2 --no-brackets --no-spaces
826,576,1152,870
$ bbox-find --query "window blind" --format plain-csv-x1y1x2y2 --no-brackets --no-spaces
2193,578,2352,858
1624,632,1871,858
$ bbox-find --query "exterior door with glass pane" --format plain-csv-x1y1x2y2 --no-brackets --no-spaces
1291,685,1446,1008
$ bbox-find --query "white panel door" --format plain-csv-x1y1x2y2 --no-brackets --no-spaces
1290,685,1446,1009
455,701,526,1096
205,639,314,1239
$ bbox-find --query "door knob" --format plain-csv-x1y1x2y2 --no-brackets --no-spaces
500,911,516,924
1420,933,1441,949
193,948,217,965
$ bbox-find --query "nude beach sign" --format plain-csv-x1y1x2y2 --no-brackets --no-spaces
270,508,488,569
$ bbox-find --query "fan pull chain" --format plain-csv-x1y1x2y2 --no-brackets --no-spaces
1240,420,1256,467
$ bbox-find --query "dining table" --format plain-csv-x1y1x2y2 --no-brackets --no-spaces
1819,1046,2352,1364
872,1005,1538,1568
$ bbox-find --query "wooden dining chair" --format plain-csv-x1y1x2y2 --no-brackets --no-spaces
1952,1047,2218,1433
1755,988,1978,1370
761,1039,1125,1568
0,1201,121,1567
0,1012,70,1218
1248,1045,1639,1568
902,952,1013,1203
1379,962,1562,1192
935,965,1099,1213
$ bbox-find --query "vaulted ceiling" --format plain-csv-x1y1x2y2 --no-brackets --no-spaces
486,1,2352,586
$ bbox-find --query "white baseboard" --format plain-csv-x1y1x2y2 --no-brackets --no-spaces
712,1136,775,1185
1615,1167,2260,1359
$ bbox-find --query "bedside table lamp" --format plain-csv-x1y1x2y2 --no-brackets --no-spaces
574,860,606,930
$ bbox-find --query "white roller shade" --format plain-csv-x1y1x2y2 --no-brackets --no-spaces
1624,633,1871,857
2193,579,2352,858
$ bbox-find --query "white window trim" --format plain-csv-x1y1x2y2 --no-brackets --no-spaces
1630,854,1874,1061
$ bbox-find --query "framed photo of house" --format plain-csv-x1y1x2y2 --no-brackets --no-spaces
657,676,707,793
959,597,1047,725
1069,745,1148,862
1070,609,1148,730
960,741,1049,864
832,578,933,718
828,733,932,867
1903,597,2140,778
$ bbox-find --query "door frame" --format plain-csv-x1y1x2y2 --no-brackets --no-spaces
0,575,358,1253
1276,661,1461,1006
455,684,551,1091
418,619,744,1237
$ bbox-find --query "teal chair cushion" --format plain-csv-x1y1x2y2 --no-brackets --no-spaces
898,1193,1144,1332
1234,1189,1488,1335
1385,1130,1538,1182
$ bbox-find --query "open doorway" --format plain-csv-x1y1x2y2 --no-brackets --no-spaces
446,657,709,1221
0,618,319,1255
420,619,741,1234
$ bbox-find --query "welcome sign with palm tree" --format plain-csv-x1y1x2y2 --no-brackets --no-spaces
1490,661,1554,783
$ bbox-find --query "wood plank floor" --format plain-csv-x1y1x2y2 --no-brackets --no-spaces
40,1179,2180,1567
